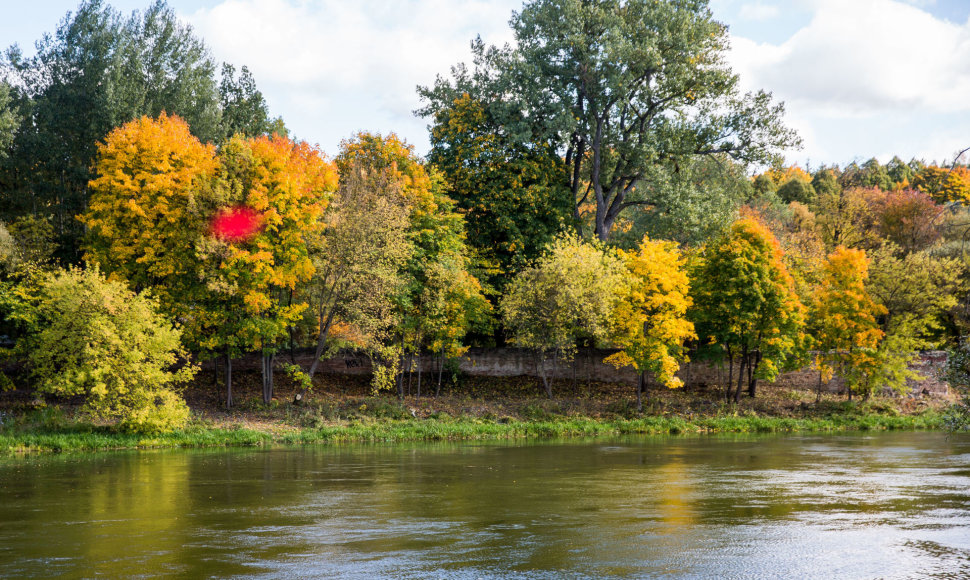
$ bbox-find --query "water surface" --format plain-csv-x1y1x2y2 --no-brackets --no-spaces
1,432,968,578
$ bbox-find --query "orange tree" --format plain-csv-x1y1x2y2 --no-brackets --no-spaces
84,116,337,406
199,134,337,404
606,236,695,411
690,216,806,402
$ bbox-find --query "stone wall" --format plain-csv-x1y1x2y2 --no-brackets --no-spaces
216,347,950,397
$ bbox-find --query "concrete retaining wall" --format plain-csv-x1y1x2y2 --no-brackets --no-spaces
214,347,949,397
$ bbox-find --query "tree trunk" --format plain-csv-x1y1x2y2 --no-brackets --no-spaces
417,352,422,398
817,370,823,403
538,352,553,398
225,350,233,409
262,351,275,404
747,352,759,398
636,371,644,412
308,308,337,378
406,352,414,397
726,350,734,403
436,348,444,398
734,350,747,403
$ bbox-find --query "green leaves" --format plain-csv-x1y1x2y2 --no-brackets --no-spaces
27,267,195,433
419,0,799,241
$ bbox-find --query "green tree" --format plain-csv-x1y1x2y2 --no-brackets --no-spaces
0,82,17,158
335,132,489,396
418,0,798,242
27,267,195,433
618,154,752,247
690,216,806,402
811,168,841,201
500,233,628,397
886,155,915,189
867,244,961,346
777,178,816,205
426,93,571,288
219,63,273,138
840,158,892,191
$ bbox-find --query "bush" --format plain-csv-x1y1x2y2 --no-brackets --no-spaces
27,267,195,433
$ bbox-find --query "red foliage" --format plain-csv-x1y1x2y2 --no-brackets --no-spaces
211,206,263,241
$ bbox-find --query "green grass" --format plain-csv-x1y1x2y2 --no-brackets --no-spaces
0,409,946,455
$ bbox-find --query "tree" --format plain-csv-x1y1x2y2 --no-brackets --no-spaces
418,0,798,242
7,216,57,267
426,93,572,288
840,158,891,191
82,114,220,325
606,237,695,410
912,165,970,203
617,154,753,247
886,156,915,189
501,233,628,397
811,168,841,201
201,134,337,404
0,1,258,258
0,82,17,158
304,153,412,380
26,267,195,433
867,244,961,346
871,189,945,254
777,178,816,205
813,187,878,250
219,63,272,138
334,132,489,396
690,216,805,402
808,246,886,401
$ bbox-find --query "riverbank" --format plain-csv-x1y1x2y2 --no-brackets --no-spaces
0,372,952,454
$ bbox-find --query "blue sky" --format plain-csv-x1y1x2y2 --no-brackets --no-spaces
4,0,970,168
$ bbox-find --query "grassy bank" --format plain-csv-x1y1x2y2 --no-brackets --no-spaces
0,404,946,455
0,371,954,455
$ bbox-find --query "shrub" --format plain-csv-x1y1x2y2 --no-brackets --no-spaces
27,267,195,433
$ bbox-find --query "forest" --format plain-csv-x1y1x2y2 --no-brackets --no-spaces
1,0,968,435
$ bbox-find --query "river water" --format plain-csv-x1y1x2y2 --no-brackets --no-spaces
1,432,968,578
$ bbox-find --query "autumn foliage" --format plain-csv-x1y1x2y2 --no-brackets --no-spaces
606,237,696,409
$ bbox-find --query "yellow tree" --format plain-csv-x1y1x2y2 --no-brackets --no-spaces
83,113,219,330
606,237,696,411
809,246,886,401
912,165,970,203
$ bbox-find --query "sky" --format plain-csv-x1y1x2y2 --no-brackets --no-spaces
4,0,970,168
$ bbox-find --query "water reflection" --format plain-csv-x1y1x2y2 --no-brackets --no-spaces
0,432,968,578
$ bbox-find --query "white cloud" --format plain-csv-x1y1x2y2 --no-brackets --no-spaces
738,2,780,21
189,0,520,153
728,0,970,116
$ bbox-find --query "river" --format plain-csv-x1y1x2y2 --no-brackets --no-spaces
1,431,968,578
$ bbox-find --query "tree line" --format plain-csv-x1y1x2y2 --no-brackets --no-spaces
0,0,966,433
